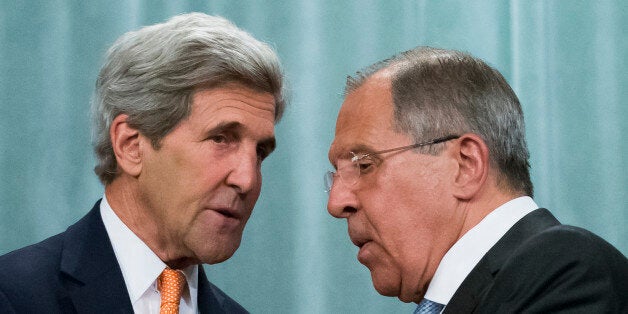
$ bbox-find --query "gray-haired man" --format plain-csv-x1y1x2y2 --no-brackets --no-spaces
326,46,628,313
0,12,285,313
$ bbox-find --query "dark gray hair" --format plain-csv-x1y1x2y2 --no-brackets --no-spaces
346,47,533,197
91,13,285,184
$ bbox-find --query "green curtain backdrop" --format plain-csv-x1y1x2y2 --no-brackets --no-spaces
1,1,626,313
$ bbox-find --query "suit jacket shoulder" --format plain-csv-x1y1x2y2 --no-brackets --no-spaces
0,231,68,312
0,200,133,313
446,208,628,313
0,200,249,313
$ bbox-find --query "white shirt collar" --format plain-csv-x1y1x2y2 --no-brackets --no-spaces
99,195,199,312
423,196,538,305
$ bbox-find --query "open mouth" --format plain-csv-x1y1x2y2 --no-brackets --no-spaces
216,209,237,219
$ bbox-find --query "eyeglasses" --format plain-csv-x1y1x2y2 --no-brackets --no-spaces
324,134,460,192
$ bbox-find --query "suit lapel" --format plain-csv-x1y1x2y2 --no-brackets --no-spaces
443,263,493,313
198,266,229,313
445,208,560,313
59,200,134,313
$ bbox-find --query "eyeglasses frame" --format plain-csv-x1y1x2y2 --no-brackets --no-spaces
324,134,461,192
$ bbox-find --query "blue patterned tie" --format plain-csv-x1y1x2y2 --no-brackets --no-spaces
414,298,445,314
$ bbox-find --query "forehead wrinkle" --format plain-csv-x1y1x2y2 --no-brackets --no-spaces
209,118,275,140
192,102,276,139
329,110,388,157
330,74,394,167
192,86,276,117
220,96,276,113
210,121,243,133
196,101,275,120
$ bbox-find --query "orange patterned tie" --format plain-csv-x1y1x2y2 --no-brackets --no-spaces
158,268,187,314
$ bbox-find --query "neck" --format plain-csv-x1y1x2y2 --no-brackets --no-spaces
105,175,197,268
455,184,522,242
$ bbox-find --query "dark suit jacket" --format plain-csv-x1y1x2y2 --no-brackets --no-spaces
0,200,248,313
444,208,628,313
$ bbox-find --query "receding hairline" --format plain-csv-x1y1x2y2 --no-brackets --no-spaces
344,48,469,95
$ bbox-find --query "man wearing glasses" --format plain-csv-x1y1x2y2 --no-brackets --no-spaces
326,47,628,313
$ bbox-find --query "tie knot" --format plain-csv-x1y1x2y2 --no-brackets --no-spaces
158,268,187,314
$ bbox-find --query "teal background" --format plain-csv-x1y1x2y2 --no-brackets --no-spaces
1,1,626,313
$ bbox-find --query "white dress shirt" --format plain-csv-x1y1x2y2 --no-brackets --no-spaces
100,195,199,314
423,196,539,306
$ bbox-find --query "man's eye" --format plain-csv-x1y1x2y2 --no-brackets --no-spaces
257,147,268,161
209,135,228,143
357,160,374,173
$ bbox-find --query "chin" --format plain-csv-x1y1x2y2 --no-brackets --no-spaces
397,291,421,303
192,238,241,265
198,248,236,264
370,271,402,298
373,280,419,303
203,255,230,265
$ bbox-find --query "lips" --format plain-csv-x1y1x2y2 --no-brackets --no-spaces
211,207,243,220
353,237,375,265
349,229,371,248
350,237,366,248
204,192,247,219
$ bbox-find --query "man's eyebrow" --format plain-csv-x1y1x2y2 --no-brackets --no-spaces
206,121,243,135
205,121,276,152
348,143,377,155
329,143,376,165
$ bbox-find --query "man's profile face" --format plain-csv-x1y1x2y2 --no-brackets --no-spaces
327,72,463,303
137,83,276,265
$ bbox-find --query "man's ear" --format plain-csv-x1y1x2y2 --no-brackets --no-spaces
110,114,142,177
451,133,489,200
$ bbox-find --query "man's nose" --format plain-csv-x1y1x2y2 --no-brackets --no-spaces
226,146,260,194
327,180,358,219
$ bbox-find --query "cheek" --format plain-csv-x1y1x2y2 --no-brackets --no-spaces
364,166,450,254
381,162,451,218
365,246,403,297
184,153,232,189
360,194,412,264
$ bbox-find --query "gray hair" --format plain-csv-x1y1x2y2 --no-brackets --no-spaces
91,13,285,184
346,47,533,197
